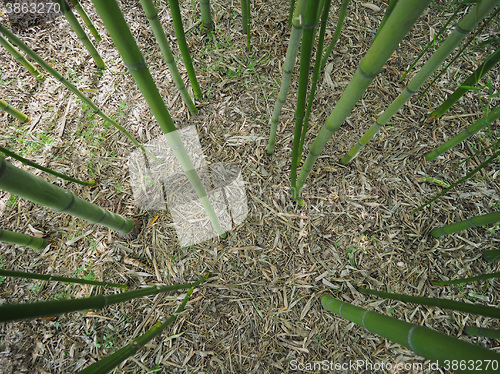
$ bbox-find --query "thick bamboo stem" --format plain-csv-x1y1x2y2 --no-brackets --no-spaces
0,229,47,250
199,0,214,32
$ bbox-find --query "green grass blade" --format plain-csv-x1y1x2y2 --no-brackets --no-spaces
0,229,47,250
431,271,500,286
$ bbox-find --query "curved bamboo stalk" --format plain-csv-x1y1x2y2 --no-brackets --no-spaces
168,0,202,99
0,33,44,82
426,102,500,161
465,326,500,339
431,271,500,286
321,294,500,372
68,0,102,42
290,0,320,200
339,0,498,166
139,0,198,115
320,0,349,71
0,228,47,250
0,145,96,186
267,0,306,154
0,157,135,235
199,0,214,32
430,211,500,238
52,0,105,68
484,250,500,263
431,47,500,119
0,98,29,122
296,0,432,195
0,274,207,322
0,23,144,153
0,269,128,290
90,0,226,238
358,287,500,319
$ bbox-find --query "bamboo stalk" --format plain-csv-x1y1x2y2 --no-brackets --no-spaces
320,0,349,71
68,0,102,42
0,274,207,322
0,23,145,153
139,0,198,115
0,33,44,82
90,0,226,238
290,0,320,200
425,102,500,161
339,0,498,165
321,294,500,372
358,287,500,319
430,211,500,238
0,145,95,186
0,269,128,290
484,250,500,263
431,271,500,286
52,0,105,68
288,0,296,27
0,157,135,235
244,0,250,51
465,326,500,339
373,0,398,43
168,0,202,99
296,0,432,195
431,47,500,119
0,229,47,250
267,0,306,154
199,0,214,32
0,98,29,122
241,0,248,34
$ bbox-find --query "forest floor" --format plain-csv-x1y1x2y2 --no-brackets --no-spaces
0,0,499,373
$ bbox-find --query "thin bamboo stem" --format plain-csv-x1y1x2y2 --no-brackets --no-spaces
339,0,498,166
0,33,44,82
0,98,29,122
288,0,296,27
199,0,214,32
430,211,500,238
244,0,250,51
320,0,349,71
484,250,500,263
267,0,306,154
0,269,128,290
426,102,500,161
0,23,145,154
0,145,96,186
139,0,198,115
52,0,105,68
373,0,398,43
168,0,202,99
0,229,47,250
68,0,102,42
0,157,135,235
322,294,500,372
431,271,500,286
465,326,500,339
358,287,500,319
241,0,248,33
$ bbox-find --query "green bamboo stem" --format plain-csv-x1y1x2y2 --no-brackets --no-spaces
0,145,95,186
244,0,251,51
266,0,306,154
320,0,349,71
290,0,320,200
241,0,248,34
413,149,500,213
296,0,432,194
0,229,47,250
52,0,105,68
0,23,145,154
431,47,500,119
0,157,135,235
430,211,500,238
139,0,198,115
465,326,500,339
484,250,500,263
298,0,332,166
0,269,128,290
199,0,214,32
0,275,207,322
373,0,398,43
68,0,102,42
288,0,296,27
358,287,500,319
339,0,498,166
431,271,500,286
0,33,44,82
90,0,226,238
78,283,199,374
321,294,500,372
168,0,202,99
426,102,500,161
0,98,29,122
